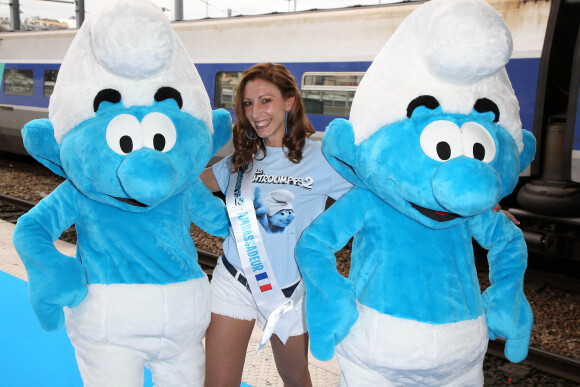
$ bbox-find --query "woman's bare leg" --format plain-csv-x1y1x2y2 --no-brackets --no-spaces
205,313,255,387
271,333,312,387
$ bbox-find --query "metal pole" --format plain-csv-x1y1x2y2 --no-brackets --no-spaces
174,0,183,21
9,0,20,31
75,0,84,28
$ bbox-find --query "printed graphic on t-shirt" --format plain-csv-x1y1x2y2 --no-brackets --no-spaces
253,187,295,234
253,169,313,190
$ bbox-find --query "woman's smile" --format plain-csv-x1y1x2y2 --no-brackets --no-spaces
254,119,272,130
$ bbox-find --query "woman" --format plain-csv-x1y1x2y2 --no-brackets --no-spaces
201,63,352,386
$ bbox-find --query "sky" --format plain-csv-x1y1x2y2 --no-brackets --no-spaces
1,0,401,23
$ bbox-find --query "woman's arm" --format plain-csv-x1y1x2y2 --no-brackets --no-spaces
493,204,520,225
200,166,221,193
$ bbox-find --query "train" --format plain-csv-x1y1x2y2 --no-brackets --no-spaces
0,0,579,261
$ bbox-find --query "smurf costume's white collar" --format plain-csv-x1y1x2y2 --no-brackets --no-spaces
49,0,212,144
349,0,524,152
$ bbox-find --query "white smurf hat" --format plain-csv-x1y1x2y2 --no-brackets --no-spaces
263,190,294,216
349,0,524,152
49,0,212,144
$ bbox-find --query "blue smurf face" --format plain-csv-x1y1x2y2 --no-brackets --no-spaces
323,96,533,230
59,88,212,212
364,108,519,227
268,209,295,228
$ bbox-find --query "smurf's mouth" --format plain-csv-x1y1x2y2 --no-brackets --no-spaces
410,203,458,222
109,195,148,208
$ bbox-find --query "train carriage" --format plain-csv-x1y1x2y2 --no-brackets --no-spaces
1,0,580,260
0,0,549,154
571,34,580,184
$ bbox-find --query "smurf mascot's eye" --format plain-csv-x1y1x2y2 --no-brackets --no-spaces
141,112,177,152
420,120,462,162
461,122,496,163
106,114,144,155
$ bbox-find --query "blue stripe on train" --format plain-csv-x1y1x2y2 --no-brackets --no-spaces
0,58,546,146
198,59,541,136
0,62,58,108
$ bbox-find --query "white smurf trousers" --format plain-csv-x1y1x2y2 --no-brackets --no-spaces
336,303,488,387
64,277,210,387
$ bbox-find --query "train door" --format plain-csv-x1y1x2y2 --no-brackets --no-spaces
515,0,580,261
570,26,580,184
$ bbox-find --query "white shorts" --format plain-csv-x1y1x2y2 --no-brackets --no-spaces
336,303,488,387
64,278,210,387
211,257,307,337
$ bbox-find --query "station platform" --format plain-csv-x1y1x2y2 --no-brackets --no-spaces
0,219,341,386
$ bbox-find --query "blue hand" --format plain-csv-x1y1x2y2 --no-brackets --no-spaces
27,253,87,331
211,109,232,158
483,287,533,363
304,278,358,361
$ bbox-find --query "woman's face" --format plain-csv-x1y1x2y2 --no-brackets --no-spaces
243,78,295,147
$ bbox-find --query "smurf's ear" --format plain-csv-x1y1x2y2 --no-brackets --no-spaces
211,109,232,158
22,119,66,178
519,130,536,173
322,119,364,187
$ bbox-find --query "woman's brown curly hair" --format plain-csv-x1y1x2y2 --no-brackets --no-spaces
229,63,315,171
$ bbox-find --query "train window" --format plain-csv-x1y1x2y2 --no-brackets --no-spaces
301,72,364,116
3,69,34,96
44,70,58,98
215,71,243,109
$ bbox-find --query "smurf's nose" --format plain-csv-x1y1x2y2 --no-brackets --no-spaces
431,157,501,217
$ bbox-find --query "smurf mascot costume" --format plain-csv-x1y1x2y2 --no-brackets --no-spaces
12,0,232,385
295,0,536,385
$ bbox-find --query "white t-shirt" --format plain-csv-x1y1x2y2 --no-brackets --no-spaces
213,139,352,287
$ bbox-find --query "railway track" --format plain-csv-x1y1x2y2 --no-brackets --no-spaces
1,192,579,384
487,340,580,384
0,193,35,211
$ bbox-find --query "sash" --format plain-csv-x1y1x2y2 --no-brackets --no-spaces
225,163,304,352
